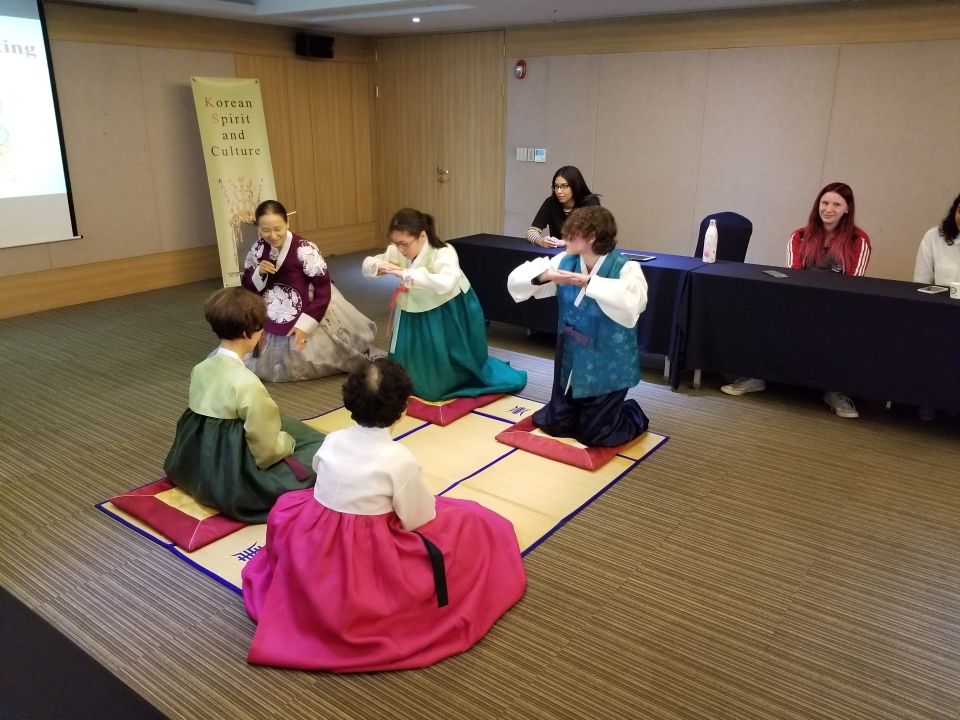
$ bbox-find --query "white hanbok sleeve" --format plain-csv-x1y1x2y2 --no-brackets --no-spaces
391,449,437,531
584,260,648,328
507,252,567,302
362,245,402,278
403,246,461,295
244,242,269,292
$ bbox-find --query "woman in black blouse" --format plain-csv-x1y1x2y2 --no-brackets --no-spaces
526,166,600,248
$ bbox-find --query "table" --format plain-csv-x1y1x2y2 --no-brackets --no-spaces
677,261,960,410
449,233,703,359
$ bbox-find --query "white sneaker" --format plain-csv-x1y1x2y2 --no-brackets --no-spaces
720,377,766,396
824,392,858,418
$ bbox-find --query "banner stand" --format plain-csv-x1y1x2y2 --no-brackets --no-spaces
191,77,277,286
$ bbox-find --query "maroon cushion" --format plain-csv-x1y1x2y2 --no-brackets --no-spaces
495,416,628,471
110,479,247,551
406,394,503,426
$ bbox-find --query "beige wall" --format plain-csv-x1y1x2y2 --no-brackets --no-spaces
504,2,960,280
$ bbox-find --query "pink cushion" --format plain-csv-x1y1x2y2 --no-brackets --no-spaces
110,479,247,551
406,394,503,427
494,416,628,471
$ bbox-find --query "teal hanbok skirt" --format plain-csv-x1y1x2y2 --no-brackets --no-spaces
390,288,527,401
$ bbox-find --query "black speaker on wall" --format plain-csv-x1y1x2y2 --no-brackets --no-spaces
295,32,335,59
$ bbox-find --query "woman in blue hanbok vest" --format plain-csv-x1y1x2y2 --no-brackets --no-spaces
362,208,526,401
508,206,650,447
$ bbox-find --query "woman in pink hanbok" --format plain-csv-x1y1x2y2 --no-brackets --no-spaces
241,358,526,672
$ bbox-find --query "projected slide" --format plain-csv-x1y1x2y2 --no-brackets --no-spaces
0,0,76,249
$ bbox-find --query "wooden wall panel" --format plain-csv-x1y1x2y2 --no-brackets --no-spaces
350,63,376,226
299,223,379,257
375,37,439,231
45,2,375,62
1,4,376,317
311,62,358,227
0,246,220,320
236,54,378,251
283,59,321,233
505,1,960,57
235,55,295,204
375,32,504,240
435,32,506,239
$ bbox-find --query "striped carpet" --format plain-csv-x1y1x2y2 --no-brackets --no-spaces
2,251,960,719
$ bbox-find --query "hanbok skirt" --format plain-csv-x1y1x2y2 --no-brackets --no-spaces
163,413,324,523
241,490,527,672
390,288,527,401
246,284,379,383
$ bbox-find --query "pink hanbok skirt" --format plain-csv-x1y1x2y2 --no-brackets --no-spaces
241,489,526,672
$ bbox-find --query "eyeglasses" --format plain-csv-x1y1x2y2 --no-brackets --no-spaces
553,183,570,191
392,238,417,248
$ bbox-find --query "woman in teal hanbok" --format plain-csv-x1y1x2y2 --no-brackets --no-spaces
362,208,526,401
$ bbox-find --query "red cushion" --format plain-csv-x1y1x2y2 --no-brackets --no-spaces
110,479,247,551
495,416,628,471
406,394,503,426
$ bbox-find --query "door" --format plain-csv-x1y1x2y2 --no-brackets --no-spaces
375,31,505,241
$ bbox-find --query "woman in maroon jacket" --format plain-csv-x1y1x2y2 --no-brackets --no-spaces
241,200,379,382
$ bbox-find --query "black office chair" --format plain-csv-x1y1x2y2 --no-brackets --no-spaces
693,211,753,263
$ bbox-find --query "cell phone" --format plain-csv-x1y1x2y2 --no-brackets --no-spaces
629,255,657,262
917,285,948,294
762,269,789,278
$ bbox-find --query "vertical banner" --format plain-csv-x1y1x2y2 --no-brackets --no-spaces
191,77,277,286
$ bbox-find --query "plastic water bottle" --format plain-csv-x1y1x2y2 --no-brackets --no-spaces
702,219,718,263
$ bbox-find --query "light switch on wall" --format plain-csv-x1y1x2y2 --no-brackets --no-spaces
516,147,526,161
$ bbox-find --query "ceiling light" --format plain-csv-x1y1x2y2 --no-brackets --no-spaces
412,16,421,22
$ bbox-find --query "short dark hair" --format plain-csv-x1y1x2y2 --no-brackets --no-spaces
342,358,413,428
562,206,618,254
204,287,265,340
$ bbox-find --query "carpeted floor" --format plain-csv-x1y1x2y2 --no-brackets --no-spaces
2,250,960,720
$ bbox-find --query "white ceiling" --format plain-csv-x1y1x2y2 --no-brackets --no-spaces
66,0,862,36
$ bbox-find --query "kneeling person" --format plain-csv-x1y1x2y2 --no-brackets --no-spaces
508,206,650,446
164,287,324,522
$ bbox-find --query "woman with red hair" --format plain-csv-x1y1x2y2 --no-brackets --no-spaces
722,182,871,418
786,182,871,277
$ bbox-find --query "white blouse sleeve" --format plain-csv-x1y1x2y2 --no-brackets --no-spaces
913,230,935,284
403,246,461,295
584,260,648,328
507,252,567,302
391,449,437,531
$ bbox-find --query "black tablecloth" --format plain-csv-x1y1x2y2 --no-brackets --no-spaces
449,234,703,357
678,261,960,410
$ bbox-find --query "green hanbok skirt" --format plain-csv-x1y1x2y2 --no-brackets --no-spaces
164,412,324,523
